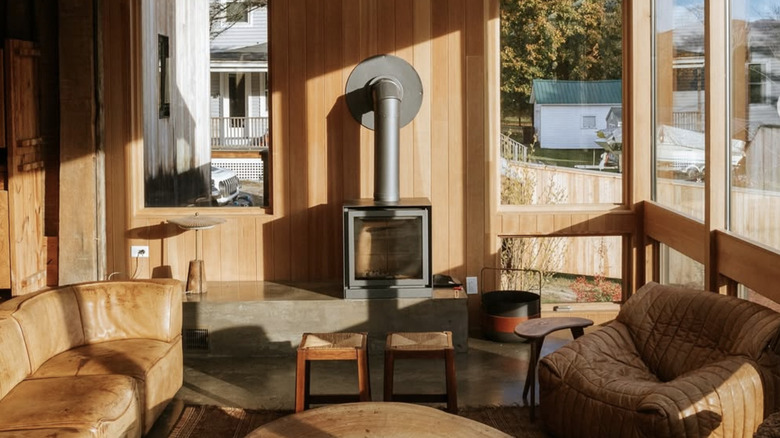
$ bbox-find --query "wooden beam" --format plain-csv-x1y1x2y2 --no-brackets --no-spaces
644,201,706,265
716,230,780,303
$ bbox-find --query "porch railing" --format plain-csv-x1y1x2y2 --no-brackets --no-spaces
211,117,269,151
672,112,704,133
500,133,528,162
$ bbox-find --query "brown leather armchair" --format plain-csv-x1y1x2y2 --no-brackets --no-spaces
539,282,780,438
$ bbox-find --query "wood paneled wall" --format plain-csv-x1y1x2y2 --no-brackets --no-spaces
105,0,494,291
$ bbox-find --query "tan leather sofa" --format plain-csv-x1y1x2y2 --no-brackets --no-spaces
0,280,183,437
539,282,780,438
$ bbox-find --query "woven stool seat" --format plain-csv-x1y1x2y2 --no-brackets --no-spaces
301,333,366,350
388,332,452,351
384,331,457,413
295,332,370,412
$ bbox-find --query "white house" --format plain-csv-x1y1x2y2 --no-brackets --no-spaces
530,79,622,150
210,2,269,144
209,1,269,196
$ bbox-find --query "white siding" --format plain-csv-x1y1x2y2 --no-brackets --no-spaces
210,4,268,50
537,105,613,149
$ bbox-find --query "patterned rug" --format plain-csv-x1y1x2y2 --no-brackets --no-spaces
168,404,549,438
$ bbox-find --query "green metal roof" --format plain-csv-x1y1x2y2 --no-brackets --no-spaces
530,79,622,104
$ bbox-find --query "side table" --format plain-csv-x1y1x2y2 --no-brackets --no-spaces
514,316,593,421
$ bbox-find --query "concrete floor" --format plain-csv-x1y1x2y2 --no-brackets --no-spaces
148,333,573,437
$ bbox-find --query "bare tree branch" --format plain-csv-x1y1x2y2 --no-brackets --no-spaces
210,0,268,40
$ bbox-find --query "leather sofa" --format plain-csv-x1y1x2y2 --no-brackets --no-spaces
0,280,183,437
539,281,780,438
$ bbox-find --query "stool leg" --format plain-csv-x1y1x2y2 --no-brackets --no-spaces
304,360,312,410
295,350,306,413
444,348,458,413
357,347,371,402
571,326,585,339
383,350,394,402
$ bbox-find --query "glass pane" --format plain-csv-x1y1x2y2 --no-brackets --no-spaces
353,217,424,281
730,0,780,251
500,0,623,205
500,236,623,303
145,1,270,208
739,285,780,313
653,0,706,220
659,244,704,289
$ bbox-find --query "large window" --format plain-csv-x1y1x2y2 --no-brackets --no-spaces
500,0,623,205
501,236,623,304
730,0,780,252
144,1,270,208
653,0,706,218
659,244,704,289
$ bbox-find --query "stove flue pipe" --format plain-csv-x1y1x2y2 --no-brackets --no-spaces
370,77,403,204
345,55,423,203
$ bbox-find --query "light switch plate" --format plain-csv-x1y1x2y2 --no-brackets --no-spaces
466,276,478,295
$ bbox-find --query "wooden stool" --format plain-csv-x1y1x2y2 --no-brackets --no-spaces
295,332,371,413
514,317,593,421
383,331,457,413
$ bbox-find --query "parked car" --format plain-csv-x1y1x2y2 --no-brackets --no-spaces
211,165,240,205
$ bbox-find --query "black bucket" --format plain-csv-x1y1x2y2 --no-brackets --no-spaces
481,290,541,343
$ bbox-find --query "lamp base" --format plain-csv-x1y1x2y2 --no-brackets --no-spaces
186,259,207,293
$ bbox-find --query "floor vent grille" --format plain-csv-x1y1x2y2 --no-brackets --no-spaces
183,328,209,351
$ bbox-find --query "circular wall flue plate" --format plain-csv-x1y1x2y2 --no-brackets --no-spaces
345,55,423,130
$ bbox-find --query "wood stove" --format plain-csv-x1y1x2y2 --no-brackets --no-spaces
343,199,432,299
344,55,428,299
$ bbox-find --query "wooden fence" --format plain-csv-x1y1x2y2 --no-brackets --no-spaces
504,162,780,281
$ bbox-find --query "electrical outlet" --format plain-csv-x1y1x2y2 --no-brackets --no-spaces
131,246,149,258
466,276,478,295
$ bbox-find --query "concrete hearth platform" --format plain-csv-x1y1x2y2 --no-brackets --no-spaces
182,281,468,357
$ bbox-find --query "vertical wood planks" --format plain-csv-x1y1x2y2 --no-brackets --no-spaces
430,0,450,275
288,0,309,281
106,0,494,286
270,0,292,280
447,0,466,280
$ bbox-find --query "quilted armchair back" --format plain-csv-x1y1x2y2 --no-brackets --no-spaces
617,282,780,382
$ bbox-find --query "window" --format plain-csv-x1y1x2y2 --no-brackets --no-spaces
582,115,596,129
653,0,706,218
748,63,764,104
157,34,170,119
730,1,780,252
674,66,704,92
226,1,249,23
659,244,704,289
501,236,623,304
500,0,623,205
740,285,780,313
143,1,270,208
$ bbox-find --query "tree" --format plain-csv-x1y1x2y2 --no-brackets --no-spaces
500,0,622,125
210,0,268,40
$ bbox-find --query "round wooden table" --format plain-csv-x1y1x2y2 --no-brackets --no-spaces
514,316,594,421
245,402,512,438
